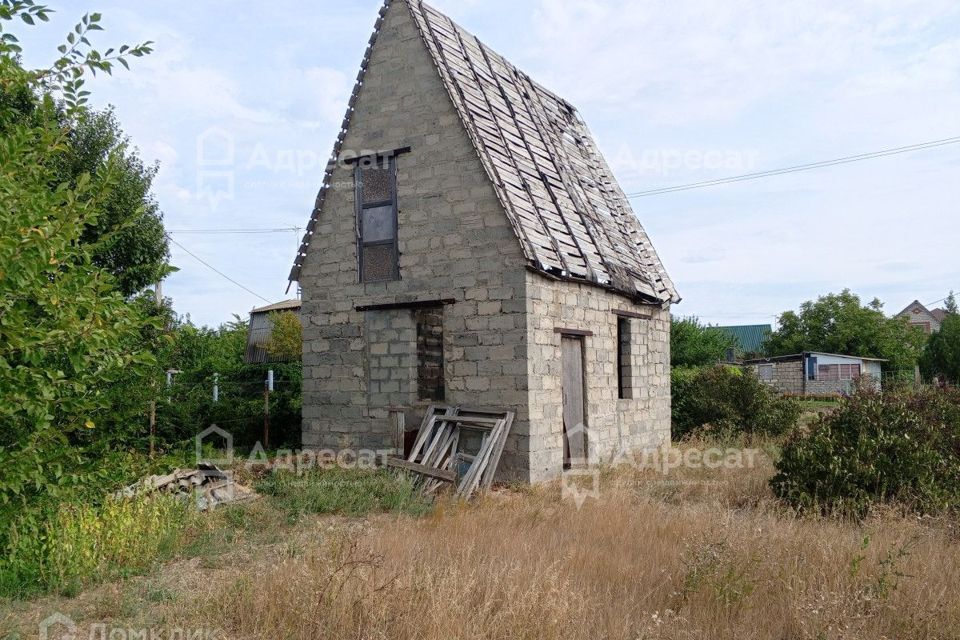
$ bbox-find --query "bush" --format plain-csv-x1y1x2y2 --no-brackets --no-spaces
771,386,960,517
672,365,801,440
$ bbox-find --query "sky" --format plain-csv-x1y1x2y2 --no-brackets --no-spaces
13,0,960,327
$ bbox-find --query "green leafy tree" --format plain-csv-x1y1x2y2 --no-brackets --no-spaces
671,316,737,368
1,42,168,296
266,310,303,361
766,290,925,373
921,293,960,383
59,107,171,296
0,2,157,517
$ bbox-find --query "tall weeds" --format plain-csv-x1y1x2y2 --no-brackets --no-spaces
0,495,189,598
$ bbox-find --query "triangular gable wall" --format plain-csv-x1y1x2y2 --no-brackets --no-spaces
291,0,678,304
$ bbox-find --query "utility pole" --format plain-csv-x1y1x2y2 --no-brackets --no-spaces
263,370,273,449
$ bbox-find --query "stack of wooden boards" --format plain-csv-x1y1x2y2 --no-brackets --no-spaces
386,405,514,500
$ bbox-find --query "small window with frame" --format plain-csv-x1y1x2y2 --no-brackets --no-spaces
355,156,399,283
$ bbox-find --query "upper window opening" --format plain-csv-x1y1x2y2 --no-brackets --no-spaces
356,157,399,283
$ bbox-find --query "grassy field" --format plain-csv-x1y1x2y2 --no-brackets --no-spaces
2,442,959,640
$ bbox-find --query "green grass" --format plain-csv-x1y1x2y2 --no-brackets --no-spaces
254,467,433,517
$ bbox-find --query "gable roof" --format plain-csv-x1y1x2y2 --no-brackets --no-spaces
897,299,933,318
289,0,678,304
713,324,772,354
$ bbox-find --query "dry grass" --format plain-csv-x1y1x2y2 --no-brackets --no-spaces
5,440,960,640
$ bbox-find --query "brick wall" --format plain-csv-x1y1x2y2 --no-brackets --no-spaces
299,0,531,473
299,0,673,483
752,360,804,395
524,274,671,482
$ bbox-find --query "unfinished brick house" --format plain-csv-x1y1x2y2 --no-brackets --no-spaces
289,0,679,483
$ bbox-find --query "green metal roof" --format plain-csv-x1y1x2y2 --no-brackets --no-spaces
714,324,772,354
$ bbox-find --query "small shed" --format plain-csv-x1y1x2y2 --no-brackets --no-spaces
743,351,884,396
244,299,302,364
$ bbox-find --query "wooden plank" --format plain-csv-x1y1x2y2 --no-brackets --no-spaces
561,336,587,463
480,412,514,490
385,457,456,483
461,419,506,497
407,413,439,462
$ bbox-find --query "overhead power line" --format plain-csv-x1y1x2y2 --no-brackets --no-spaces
167,227,300,235
625,135,960,198
165,234,273,305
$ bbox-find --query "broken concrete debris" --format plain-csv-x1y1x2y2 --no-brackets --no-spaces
115,462,257,511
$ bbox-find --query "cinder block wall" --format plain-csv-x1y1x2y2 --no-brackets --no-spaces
524,274,671,483
299,0,532,476
754,361,805,395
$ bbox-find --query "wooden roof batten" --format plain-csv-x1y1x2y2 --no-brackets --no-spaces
415,4,552,274
289,0,678,305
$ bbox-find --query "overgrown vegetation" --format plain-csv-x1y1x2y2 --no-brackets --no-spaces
0,2,279,601
7,450,957,640
255,468,432,518
921,292,960,383
0,495,190,598
266,310,303,362
0,3,160,526
772,386,960,517
671,316,737,367
156,317,302,450
671,365,801,440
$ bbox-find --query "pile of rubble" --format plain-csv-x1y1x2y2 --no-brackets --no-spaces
115,462,257,511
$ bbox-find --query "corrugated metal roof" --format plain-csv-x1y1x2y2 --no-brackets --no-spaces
289,0,677,305
714,324,772,354
245,300,302,364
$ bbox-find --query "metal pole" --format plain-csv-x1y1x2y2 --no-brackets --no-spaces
149,400,156,458
263,382,271,450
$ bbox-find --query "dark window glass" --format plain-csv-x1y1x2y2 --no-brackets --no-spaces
361,205,395,243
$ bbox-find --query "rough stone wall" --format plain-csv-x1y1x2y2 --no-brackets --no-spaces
752,360,804,395
299,0,531,474
524,273,671,483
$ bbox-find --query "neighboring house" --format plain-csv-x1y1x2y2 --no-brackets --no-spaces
714,324,772,361
288,0,678,483
244,299,302,364
743,352,884,396
896,300,946,334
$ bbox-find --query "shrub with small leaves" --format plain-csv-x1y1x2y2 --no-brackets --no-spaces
771,386,960,517
671,365,801,440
